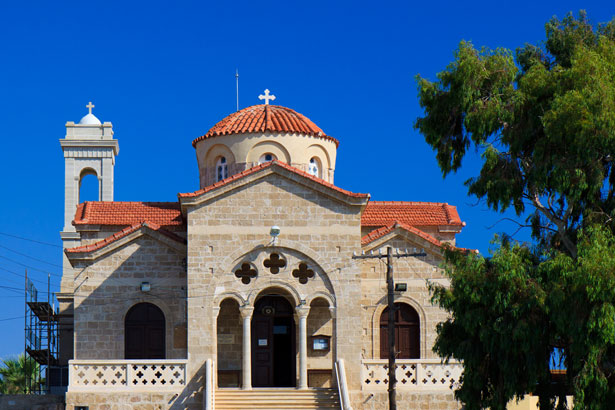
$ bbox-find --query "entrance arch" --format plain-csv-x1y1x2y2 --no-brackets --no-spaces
125,302,165,359
252,294,296,387
380,303,420,359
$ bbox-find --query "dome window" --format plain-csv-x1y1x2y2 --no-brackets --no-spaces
216,156,228,182
259,153,276,164
308,157,321,178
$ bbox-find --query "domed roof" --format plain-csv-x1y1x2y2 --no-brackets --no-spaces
79,113,101,125
192,104,339,147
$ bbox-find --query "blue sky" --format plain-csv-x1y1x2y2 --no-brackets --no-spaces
0,1,612,358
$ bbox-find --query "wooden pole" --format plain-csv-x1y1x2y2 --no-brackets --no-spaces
387,246,396,410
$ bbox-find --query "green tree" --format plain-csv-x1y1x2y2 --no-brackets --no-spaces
415,11,615,410
0,354,41,394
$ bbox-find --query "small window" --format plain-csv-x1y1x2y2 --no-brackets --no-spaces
216,157,228,182
308,157,320,178
259,153,276,164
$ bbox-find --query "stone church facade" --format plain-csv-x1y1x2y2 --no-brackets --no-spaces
58,98,466,409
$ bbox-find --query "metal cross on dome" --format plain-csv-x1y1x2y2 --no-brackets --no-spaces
86,101,95,114
258,89,276,105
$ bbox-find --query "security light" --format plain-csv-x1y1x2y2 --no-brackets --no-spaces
394,283,407,292
140,282,151,292
270,225,281,244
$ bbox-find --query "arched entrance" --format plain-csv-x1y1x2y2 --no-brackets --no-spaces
380,303,420,359
252,295,296,387
125,302,165,359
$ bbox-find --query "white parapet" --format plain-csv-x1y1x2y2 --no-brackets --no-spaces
361,359,463,391
69,359,188,392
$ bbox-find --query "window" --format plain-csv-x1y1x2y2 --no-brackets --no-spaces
259,153,276,164
308,157,320,178
216,156,228,182
125,303,165,359
380,303,420,359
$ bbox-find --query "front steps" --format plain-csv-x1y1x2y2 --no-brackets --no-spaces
215,388,341,409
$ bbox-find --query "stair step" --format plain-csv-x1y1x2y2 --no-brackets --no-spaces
215,388,340,409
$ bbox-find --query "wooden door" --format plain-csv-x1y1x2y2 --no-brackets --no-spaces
125,303,165,359
380,303,420,359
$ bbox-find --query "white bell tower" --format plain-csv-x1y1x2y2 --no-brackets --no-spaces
59,102,119,239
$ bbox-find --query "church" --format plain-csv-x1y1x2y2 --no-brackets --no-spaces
58,92,466,410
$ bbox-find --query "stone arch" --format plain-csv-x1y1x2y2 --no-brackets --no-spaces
305,291,335,307
371,296,427,359
247,140,291,164
78,167,99,202
214,292,247,308
246,281,302,307
120,298,175,359
306,144,331,170
205,143,236,169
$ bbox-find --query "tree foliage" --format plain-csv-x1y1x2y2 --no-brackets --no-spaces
416,11,615,410
0,354,40,394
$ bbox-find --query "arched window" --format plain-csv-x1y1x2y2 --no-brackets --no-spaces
79,168,99,203
216,156,228,182
380,303,420,359
259,153,276,164
308,157,321,178
125,303,165,359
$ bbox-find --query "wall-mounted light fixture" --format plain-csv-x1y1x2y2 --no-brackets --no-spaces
394,283,407,292
270,225,281,245
140,282,151,292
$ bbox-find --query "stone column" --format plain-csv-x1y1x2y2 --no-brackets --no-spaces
239,306,254,390
296,305,311,389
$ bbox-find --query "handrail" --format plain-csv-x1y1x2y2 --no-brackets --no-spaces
204,358,214,410
335,359,353,410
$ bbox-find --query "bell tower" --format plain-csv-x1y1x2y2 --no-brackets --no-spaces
59,102,119,237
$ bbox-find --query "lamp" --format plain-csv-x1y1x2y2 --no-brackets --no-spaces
270,225,281,245
140,282,151,292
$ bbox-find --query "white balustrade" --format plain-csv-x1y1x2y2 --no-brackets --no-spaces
361,359,462,391
69,359,188,392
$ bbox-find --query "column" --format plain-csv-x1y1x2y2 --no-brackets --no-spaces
239,306,254,390
296,305,311,389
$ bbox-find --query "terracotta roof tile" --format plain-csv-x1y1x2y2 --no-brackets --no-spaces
73,202,183,228
362,201,464,227
178,160,369,199
192,104,339,148
361,222,443,247
65,222,186,254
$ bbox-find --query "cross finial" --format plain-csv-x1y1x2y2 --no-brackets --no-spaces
86,102,95,114
258,89,276,105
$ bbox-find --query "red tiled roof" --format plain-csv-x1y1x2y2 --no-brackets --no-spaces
362,201,463,227
179,160,369,199
361,222,443,247
73,202,183,228
192,104,339,148
65,222,186,254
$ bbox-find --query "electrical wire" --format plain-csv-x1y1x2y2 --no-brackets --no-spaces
0,243,63,268
0,255,61,277
0,231,62,248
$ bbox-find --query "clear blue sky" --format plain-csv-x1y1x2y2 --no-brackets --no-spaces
0,1,612,359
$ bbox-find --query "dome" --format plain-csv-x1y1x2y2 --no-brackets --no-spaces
192,104,339,147
79,113,102,125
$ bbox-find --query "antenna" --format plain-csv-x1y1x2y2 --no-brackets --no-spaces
235,69,239,111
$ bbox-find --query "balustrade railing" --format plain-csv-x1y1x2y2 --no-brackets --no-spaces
69,359,188,392
361,359,462,391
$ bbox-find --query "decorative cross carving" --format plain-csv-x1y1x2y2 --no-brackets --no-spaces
264,253,286,274
235,263,257,284
86,101,95,114
258,89,276,105
292,263,314,284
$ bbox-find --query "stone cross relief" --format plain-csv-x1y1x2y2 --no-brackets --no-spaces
86,101,95,114
264,253,286,274
235,263,257,284
292,263,315,284
258,89,276,105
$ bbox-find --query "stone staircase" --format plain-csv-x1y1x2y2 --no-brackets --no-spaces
215,388,341,409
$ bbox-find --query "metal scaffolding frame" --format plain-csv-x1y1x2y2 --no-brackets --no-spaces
24,271,58,394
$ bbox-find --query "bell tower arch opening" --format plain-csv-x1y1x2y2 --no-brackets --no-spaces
78,168,100,203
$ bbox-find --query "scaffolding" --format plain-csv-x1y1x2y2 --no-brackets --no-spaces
24,271,58,394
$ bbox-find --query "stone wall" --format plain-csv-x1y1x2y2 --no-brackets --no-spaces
72,235,187,360
360,237,450,361
185,171,365,390
355,391,461,410
0,395,64,410
66,392,193,410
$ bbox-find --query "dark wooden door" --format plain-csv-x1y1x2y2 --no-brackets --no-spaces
125,303,165,359
380,303,420,359
252,296,296,387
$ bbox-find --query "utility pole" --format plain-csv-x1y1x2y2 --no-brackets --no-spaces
354,245,426,410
